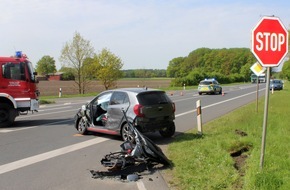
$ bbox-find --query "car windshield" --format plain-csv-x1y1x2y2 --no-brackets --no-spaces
137,92,169,105
271,80,280,84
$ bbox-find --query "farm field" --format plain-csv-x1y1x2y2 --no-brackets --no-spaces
38,78,172,96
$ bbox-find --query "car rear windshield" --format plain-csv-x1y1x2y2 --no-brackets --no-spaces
200,81,213,85
137,91,170,105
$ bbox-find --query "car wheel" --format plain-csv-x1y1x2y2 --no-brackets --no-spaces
121,123,135,142
198,92,202,95
77,117,88,135
159,124,175,138
0,103,17,128
219,88,222,94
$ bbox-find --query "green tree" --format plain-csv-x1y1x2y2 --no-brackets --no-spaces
59,31,95,94
240,62,252,82
166,57,185,78
93,48,123,90
35,55,57,76
282,60,290,80
59,66,75,80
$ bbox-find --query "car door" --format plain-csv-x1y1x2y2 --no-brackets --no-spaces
106,91,130,129
213,80,221,92
88,92,112,126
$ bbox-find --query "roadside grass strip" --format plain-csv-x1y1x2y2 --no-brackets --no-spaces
167,81,290,190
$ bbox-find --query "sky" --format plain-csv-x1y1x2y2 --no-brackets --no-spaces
1,0,289,70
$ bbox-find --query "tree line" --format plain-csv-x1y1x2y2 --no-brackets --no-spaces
167,47,257,86
122,69,166,78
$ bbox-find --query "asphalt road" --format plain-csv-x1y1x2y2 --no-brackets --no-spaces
0,83,266,190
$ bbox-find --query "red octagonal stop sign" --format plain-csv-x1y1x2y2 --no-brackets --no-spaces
252,16,288,67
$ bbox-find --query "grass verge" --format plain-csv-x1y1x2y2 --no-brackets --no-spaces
39,92,99,104
166,82,290,190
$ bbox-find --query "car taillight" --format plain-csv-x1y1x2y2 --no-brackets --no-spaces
134,104,144,117
172,102,176,113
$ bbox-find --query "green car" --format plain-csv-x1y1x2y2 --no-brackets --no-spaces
198,79,222,95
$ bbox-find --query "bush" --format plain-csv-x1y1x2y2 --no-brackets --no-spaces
62,72,75,80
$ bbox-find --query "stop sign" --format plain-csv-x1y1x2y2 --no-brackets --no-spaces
252,16,288,67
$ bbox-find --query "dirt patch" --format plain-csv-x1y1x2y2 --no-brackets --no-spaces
231,147,249,173
231,149,248,189
230,129,251,189
235,129,248,137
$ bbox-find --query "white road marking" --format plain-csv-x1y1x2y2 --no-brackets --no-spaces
176,88,264,117
36,106,72,112
0,126,37,133
137,181,147,190
0,137,108,175
18,108,77,118
0,119,73,133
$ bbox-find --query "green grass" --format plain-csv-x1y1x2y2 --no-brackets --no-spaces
166,81,290,190
39,92,99,104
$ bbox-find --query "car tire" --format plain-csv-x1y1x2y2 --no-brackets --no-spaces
77,117,88,135
0,103,17,128
159,123,175,138
198,92,202,95
121,123,135,142
219,88,222,94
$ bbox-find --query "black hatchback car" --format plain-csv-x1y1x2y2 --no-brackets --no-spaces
74,88,176,141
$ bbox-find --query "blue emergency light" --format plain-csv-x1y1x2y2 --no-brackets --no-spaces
15,51,22,58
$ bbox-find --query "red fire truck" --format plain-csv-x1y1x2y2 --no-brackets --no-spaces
0,51,39,127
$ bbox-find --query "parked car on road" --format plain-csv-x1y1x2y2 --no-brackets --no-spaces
198,78,222,95
74,88,176,141
269,79,283,90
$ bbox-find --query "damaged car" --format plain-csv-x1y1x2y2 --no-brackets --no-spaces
74,88,176,141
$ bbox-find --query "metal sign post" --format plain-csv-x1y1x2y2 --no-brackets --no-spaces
256,78,259,113
259,67,270,169
250,62,265,113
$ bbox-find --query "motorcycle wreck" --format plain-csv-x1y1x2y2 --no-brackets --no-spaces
90,109,171,181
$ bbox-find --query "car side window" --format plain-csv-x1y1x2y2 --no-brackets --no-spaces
93,92,112,109
110,92,129,105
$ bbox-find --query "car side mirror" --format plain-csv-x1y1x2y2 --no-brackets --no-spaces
81,105,86,111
